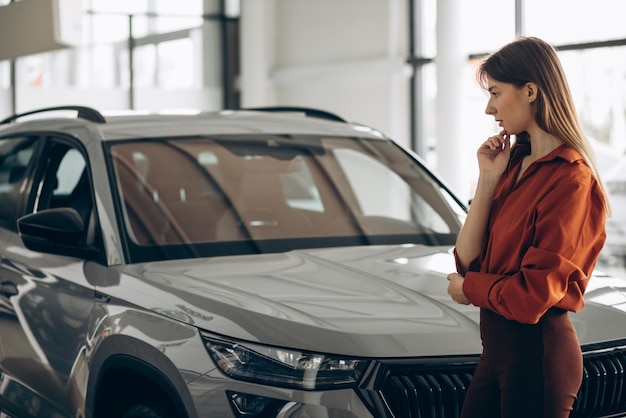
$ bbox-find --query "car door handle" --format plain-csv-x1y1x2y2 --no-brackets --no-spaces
0,280,18,297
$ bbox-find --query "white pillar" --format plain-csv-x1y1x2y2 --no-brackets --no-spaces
240,0,276,107
435,0,470,200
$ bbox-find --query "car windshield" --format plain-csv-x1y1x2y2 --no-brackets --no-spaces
107,135,466,263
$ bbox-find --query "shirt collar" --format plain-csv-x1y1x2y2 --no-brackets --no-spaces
512,142,582,164
551,144,583,163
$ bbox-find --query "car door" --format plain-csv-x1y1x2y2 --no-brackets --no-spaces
0,135,40,398
0,135,103,418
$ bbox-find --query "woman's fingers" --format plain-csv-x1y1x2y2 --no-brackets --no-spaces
482,131,511,152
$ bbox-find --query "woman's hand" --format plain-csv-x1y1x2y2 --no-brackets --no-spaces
447,273,471,305
477,130,511,176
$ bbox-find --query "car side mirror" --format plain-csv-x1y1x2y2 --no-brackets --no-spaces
17,208,99,260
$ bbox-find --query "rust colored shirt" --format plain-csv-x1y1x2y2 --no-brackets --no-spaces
456,142,607,324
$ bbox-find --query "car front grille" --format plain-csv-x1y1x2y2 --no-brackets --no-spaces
574,346,626,417
358,343,626,418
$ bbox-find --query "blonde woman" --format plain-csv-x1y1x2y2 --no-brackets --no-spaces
447,37,608,418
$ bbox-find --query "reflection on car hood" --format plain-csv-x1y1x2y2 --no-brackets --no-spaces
110,244,626,357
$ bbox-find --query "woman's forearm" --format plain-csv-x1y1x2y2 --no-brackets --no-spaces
455,173,500,272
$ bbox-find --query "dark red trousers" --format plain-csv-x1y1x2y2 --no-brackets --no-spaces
460,308,582,418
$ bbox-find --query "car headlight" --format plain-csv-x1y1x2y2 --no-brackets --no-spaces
202,333,370,390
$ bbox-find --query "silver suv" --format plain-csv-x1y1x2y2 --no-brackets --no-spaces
0,106,625,418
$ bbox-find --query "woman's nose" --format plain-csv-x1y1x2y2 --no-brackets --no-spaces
485,101,495,115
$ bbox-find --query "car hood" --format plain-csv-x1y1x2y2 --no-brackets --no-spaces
107,244,626,357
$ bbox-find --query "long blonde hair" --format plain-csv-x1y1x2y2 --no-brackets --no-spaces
477,36,610,215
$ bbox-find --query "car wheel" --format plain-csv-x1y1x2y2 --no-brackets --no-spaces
122,402,173,418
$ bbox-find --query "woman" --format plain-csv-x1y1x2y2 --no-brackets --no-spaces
447,36,608,418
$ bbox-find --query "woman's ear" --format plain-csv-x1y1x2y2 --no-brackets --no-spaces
526,82,538,103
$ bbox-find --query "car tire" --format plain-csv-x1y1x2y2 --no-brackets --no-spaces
122,402,174,418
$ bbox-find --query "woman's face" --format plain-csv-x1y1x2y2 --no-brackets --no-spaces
484,77,534,135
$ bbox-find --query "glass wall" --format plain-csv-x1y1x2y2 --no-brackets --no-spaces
524,0,626,44
2,0,226,115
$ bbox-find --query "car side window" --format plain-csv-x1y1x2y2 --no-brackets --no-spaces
35,142,100,249
53,149,87,197
0,136,39,230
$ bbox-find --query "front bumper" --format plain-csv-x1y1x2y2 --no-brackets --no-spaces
188,342,626,418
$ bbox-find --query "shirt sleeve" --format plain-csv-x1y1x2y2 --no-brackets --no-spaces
453,247,480,276
462,170,606,324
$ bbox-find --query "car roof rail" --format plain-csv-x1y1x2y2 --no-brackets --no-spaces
0,105,106,124
243,106,347,123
